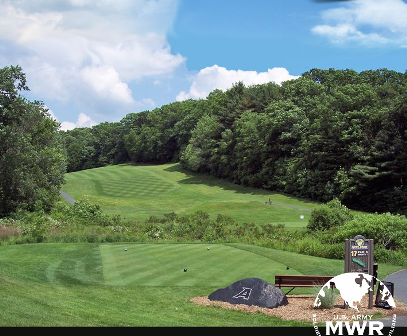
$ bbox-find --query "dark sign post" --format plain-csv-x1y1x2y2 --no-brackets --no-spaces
345,235,374,309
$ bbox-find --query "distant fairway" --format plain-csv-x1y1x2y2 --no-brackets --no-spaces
62,164,317,227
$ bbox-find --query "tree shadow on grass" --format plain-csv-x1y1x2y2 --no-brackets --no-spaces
164,163,269,195
164,164,317,208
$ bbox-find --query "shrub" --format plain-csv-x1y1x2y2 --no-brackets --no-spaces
333,213,407,251
164,212,178,222
374,247,406,265
143,224,163,240
307,199,354,231
315,287,337,309
66,198,109,225
171,221,191,238
202,226,218,242
191,211,211,225
10,210,63,242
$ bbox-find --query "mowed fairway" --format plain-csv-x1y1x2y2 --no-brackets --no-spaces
62,164,317,227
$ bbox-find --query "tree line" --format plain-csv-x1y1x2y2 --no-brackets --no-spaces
2,65,407,217
61,68,407,215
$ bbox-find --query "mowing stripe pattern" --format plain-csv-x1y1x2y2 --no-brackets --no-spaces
99,244,291,287
63,164,315,226
66,166,178,199
95,177,176,198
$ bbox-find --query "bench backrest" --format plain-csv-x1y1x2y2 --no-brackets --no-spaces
275,275,335,287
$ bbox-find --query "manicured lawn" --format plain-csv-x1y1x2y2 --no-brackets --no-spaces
100,244,299,287
62,164,318,227
0,243,402,327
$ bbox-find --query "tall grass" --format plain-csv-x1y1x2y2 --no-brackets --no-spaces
0,225,20,241
314,287,338,309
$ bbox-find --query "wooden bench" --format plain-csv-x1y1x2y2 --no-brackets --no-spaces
275,275,335,295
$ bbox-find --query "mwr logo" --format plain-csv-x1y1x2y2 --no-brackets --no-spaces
312,273,397,336
233,287,252,301
319,318,390,336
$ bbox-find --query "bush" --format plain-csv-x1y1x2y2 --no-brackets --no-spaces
374,247,407,265
143,224,163,240
66,198,109,225
12,211,61,242
0,207,405,266
315,287,337,309
307,199,354,231
333,213,407,251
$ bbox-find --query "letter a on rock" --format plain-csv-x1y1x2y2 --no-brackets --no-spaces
233,287,252,300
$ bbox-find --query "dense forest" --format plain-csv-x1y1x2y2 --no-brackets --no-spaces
61,68,407,215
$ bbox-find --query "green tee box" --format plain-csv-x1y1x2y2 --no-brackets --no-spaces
99,244,293,287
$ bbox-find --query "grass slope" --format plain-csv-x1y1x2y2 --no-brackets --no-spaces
63,164,317,227
0,243,402,327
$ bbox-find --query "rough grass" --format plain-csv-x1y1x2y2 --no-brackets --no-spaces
62,164,318,227
0,226,20,240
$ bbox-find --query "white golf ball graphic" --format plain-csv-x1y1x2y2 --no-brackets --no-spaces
314,273,395,312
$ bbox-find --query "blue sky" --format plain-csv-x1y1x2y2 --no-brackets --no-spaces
171,0,407,73
0,0,406,130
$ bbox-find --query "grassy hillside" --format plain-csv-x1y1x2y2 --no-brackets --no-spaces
0,243,402,326
62,164,318,227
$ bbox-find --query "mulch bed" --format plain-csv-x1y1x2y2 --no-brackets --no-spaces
190,295,407,323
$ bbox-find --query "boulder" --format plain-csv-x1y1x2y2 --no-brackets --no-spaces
208,278,288,309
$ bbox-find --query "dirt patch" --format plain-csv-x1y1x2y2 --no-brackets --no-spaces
190,295,407,323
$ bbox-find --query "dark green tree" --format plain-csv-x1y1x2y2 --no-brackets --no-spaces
0,66,66,216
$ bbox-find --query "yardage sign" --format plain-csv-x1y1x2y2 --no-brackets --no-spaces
345,235,374,275
345,235,374,309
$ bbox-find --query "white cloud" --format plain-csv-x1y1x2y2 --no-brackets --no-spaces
60,113,97,131
312,23,390,44
312,0,407,46
140,98,156,108
177,65,299,101
81,65,135,105
47,106,96,131
0,0,184,121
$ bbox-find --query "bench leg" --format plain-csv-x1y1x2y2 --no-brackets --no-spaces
285,287,296,295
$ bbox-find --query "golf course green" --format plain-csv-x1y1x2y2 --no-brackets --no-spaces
3,164,400,327
0,243,402,327
62,163,317,227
